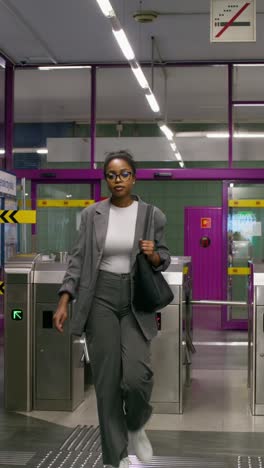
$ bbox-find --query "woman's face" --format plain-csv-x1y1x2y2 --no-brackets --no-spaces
105,158,135,199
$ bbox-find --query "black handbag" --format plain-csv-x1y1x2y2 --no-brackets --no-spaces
133,205,174,313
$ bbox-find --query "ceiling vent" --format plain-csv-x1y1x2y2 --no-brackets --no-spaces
133,11,159,23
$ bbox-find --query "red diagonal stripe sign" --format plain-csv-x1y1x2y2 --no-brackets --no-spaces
215,2,251,38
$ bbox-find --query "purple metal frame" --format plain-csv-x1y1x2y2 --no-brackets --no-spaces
90,66,96,170
4,61,14,172
228,64,233,168
12,168,264,181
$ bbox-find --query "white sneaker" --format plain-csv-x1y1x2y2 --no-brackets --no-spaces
129,428,153,463
118,457,131,468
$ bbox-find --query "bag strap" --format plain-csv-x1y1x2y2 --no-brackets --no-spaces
143,204,154,240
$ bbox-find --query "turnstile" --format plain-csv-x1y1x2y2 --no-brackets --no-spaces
4,254,85,412
248,262,264,415
4,254,38,411
151,257,192,414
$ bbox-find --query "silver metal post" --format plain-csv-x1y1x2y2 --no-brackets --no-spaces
191,300,248,306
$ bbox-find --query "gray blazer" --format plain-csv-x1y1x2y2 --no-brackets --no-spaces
58,195,171,340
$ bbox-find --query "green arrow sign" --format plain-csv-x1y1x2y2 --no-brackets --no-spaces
12,309,23,320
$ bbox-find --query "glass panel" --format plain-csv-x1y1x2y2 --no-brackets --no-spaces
96,66,228,169
227,183,264,323
36,183,91,254
14,68,91,169
233,106,264,168
233,65,264,101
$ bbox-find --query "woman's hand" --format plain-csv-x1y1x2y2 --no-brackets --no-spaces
139,240,161,267
53,292,70,333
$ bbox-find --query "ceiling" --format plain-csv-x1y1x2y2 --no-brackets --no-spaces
1,0,264,64
1,1,264,126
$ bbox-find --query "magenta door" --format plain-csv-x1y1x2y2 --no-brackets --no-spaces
184,207,223,301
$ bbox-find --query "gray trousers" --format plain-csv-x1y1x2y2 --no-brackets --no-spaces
85,270,153,467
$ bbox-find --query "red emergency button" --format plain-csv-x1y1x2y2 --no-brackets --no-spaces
200,236,211,248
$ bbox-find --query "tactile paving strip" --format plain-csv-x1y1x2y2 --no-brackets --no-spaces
26,425,264,468
0,451,35,466
237,456,264,468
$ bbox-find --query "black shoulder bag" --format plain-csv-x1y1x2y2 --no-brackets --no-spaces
133,205,174,313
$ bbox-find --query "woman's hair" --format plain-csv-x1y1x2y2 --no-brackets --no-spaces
103,150,136,176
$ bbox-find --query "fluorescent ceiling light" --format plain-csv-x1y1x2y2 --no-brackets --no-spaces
207,132,264,138
170,143,177,151
131,64,149,89
230,183,234,188
37,148,48,154
38,66,91,70
0,149,5,154
145,92,160,113
112,28,135,61
158,123,173,140
206,133,229,138
233,103,264,107
234,133,264,138
96,0,115,17
179,161,184,168
175,152,182,161
235,64,264,67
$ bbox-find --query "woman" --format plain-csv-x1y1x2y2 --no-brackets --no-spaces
53,151,171,468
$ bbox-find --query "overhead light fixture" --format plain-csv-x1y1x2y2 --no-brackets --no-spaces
233,103,264,107
95,0,115,17
230,183,234,188
235,64,264,67
112,28,135,60
38,66,91,70
234,133,264,138
0,149,5,155
145,92,160,113
131,62,149,89
206,133,229,138
158,122,173,140
36,148,48,154
175,152,182,161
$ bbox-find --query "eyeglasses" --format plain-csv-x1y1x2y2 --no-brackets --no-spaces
105,170,132,182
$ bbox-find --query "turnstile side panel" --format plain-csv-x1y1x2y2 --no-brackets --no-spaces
151,305,180,404
6,273,31,284
71,335,85,409
4,299,31,410
256,286,264,306
35,303,71,401
6,283,28,303
35,284,61,302
255,305,264,404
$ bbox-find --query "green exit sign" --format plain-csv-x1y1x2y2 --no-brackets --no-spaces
12,309,23,320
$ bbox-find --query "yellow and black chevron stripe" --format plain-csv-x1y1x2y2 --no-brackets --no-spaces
0,282,4,295
0,210,36,224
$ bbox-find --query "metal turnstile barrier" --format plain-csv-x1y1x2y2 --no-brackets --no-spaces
4,254,39,411
248,262,264,415
151,257,193,414
4,254,85,412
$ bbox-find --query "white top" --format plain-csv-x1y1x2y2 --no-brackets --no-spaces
100,201,138,274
